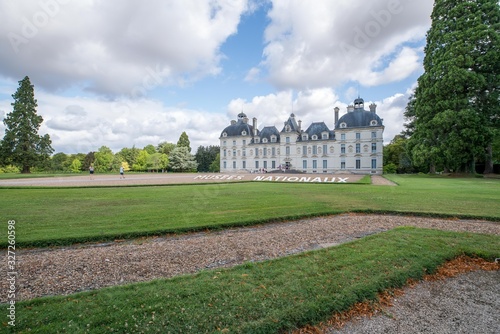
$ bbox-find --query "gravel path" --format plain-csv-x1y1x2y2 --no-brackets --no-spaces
2,214,498,303
328,270,500,334
371,175,397,186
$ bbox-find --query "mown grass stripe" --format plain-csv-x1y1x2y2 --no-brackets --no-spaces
1,175,499,248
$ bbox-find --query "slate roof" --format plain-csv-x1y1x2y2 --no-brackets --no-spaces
221,120,256,137
281,114,301,133
336,110,383,128
259,126,280,142
303,122,335,140
336,98,383,129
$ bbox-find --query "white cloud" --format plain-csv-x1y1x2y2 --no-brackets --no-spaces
363,47,421,86
260,0,433,89
33,93,228,153
375,90,414,144
226,88,341,131
0,0,249,96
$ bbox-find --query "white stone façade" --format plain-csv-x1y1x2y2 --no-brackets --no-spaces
220,97,384,175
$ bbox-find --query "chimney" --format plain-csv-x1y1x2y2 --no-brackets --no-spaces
334,107,339,127
252,117,258,136
347,104,354,112
369,103,377,113
298,120,302,132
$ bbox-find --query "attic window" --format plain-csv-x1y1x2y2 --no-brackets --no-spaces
241,130,247,136
222,132,227,137
262,138,268,143
370,120,378,126
340,122,347,128
312,135,318,140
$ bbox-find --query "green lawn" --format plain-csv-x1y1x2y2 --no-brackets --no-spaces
1,175,499,247
12,228,500,333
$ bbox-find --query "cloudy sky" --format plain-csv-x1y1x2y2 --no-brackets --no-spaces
0,0,434,154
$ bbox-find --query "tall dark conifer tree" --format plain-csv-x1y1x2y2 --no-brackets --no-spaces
409,0,500,173
1,76,53,173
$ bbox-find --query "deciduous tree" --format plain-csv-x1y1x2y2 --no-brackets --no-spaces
94,146,114,172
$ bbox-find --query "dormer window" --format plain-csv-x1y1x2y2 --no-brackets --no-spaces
262,138,268,143
241,130,247,136
270,135,277,143
312,135,318,140
370,120,378,126
340,122,347,128
286,125,291,132
254,138,260,143
302,134,308,140
222,132,227,137
322,132,328,140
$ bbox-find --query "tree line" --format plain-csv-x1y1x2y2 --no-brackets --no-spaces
47,140,219,174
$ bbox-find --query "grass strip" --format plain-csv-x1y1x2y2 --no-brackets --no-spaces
10,227,500,333
1,175,499,248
